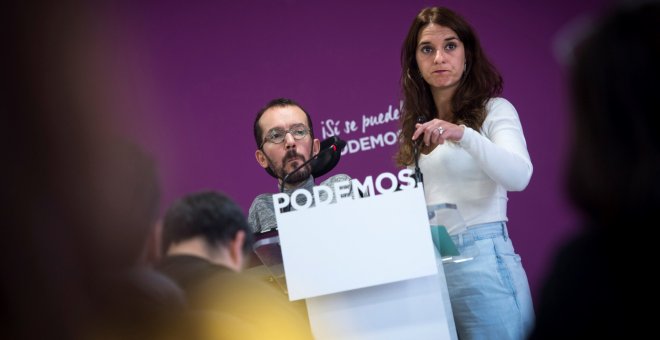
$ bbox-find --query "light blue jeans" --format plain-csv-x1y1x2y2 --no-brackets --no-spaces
443,222,534,340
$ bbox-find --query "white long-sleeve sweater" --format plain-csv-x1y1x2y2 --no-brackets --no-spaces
417,97,533,233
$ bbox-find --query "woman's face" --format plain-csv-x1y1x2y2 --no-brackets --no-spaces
415,24,466,95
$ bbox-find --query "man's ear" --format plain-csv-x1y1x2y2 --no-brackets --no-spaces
255,149,269,169
228,230,246,271
312,138,321,156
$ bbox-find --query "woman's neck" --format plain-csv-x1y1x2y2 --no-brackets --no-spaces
432,88,455,120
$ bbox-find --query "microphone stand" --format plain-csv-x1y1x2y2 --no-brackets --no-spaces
413,140,423,187
413,115,425,187
280,144,338,193
278,144,338,213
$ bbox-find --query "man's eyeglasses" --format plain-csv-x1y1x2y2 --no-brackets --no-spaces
260,124,310,148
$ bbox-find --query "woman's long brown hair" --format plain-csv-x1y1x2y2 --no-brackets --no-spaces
395,7,503,166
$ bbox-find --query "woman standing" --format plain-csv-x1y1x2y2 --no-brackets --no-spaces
396,7,534,339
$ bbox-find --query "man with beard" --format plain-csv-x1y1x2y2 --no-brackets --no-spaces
249,98,351,233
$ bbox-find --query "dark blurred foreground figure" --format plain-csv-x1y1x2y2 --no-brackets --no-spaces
158,191,313,340
1,1,189,339
529,2,660,339
87,142,190,340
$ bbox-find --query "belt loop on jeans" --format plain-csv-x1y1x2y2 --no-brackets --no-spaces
501,222,508,241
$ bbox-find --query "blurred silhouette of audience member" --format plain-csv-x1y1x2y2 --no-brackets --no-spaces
529,2,660,339
91,141,190,339
158,191,255,288
157,190,313,340
2,1,188,339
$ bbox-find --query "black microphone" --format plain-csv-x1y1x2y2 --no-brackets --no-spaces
279,143,340,193
311,136,346,178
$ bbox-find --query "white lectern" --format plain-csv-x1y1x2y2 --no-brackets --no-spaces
257,183,457,340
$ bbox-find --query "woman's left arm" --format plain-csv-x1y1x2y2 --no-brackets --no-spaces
458,98,533,191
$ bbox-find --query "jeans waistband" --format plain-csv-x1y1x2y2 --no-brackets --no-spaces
451,221,508,246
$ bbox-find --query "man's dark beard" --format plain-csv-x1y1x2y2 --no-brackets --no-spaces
268,149,313,187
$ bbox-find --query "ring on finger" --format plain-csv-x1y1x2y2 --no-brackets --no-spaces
437,126,445,135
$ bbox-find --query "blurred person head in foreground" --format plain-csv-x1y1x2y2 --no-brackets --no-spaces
157,191,313,340
530,2,660,338
2,0,187,338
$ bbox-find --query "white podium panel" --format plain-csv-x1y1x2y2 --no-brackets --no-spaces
277,186,437,300
275,177,457,339
306,252,457,340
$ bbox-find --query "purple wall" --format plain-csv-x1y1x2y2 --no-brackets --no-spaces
109,0,614,301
